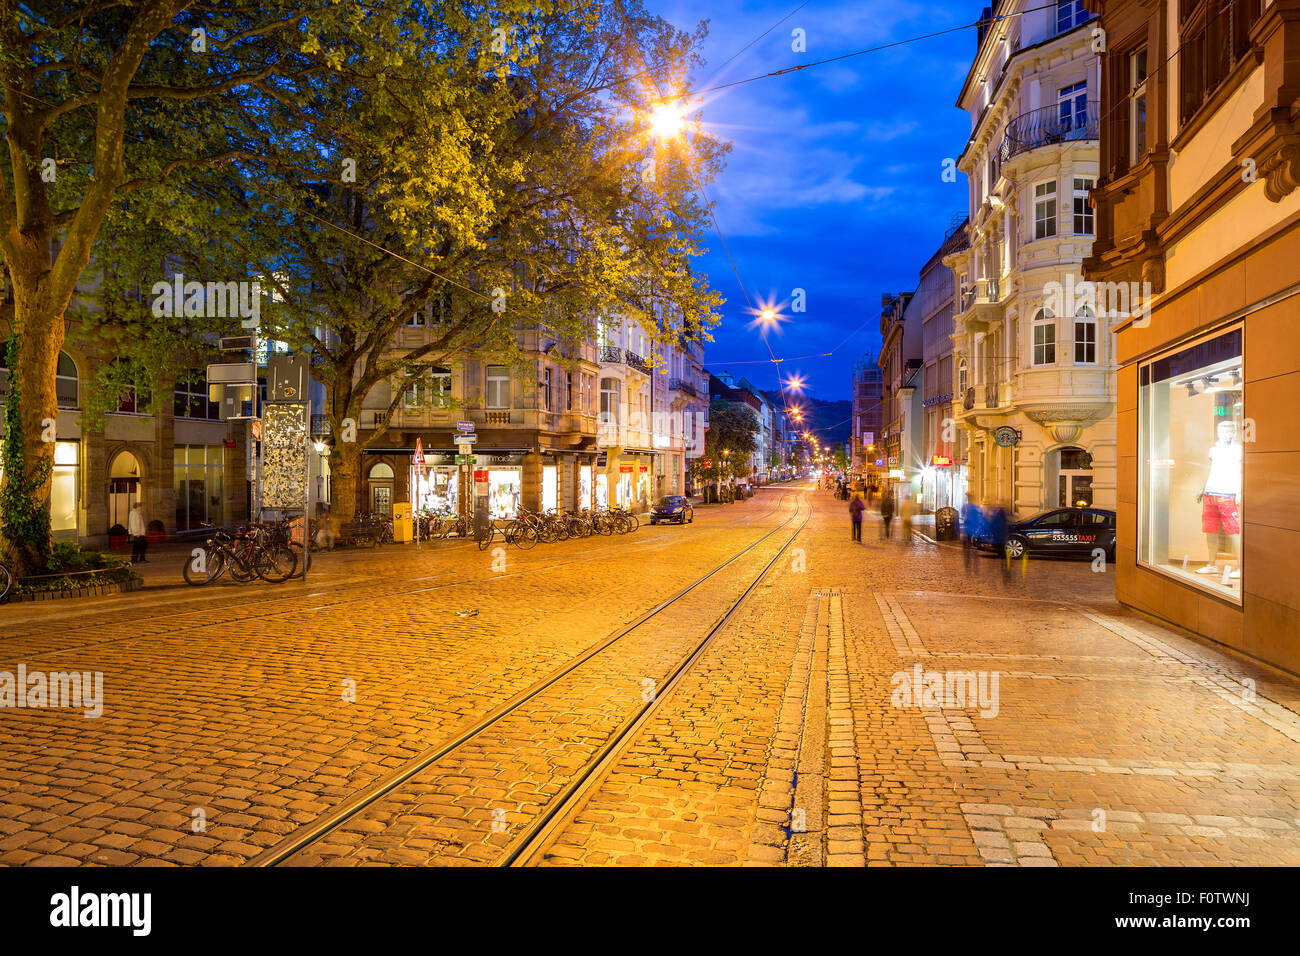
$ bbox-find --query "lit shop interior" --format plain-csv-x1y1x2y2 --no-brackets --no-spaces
1139,327,1243,601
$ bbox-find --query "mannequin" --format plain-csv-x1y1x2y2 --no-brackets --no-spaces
1195,419,1242,579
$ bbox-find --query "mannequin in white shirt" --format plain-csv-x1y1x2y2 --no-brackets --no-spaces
1195,420,1242,579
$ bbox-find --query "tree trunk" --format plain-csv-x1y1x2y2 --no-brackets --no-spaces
0,271,65,575
329,440,362,530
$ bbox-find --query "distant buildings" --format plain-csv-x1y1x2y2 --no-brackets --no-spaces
850,354,883,482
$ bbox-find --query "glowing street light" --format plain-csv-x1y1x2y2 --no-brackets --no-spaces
648,103,684,140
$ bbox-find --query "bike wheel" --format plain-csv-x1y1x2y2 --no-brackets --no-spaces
0,562,12,602
289,543,313,578
476,524,495,551
257,546,298,583
514,525,538,550
182,546,224,586
229,554,258,583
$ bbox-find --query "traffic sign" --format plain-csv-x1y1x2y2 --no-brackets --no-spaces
455,454,477,465
456,421,474,432
413,438,425,464
456,434,478,444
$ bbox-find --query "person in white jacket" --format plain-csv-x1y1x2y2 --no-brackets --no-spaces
128,502,148,563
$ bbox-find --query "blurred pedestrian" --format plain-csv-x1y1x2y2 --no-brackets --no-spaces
880,492,895,538
961,499,983,574
849,494,864,542
988,501,1011,581
900,496,915,540
128,502,148,563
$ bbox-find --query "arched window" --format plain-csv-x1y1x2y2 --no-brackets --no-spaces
56,351,78,408
1073,307,1097,364
369,463,394,480
1032,309,1056,366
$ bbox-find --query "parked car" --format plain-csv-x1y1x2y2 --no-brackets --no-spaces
649,495,694,525
973,507,1116,560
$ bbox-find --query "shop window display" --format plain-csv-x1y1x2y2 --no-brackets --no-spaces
489,470,521,518
1139,327,1243,601
579,465,592,510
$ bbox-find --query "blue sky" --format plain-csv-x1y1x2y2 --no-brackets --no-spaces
655,0,980,398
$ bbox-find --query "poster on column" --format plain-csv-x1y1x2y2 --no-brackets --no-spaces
262,402,308,508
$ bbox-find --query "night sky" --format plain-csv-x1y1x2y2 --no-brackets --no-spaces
656,0,980,400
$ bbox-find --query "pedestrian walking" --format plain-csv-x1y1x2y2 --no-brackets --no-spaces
988,501,1011,581
880,493,895,539
849,495,864,542
128,501,148,563
961,499,983,574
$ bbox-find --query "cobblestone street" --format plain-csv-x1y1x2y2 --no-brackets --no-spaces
2,482,1298,867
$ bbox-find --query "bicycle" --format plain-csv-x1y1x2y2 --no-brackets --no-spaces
182,526,297,585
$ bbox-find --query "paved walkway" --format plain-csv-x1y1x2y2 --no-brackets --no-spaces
1,483,1297,866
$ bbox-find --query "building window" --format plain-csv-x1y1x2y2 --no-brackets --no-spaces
1073,178,1095,234
541,367,553,412
599,377,619,423
485,365,509,409
55,351,79,409
173,444,225,532
1032,310,1057,366
1034,181,1057,240
1179,1,1262,125
1074,309,1097,364
174,370,219,419
1138,326,1244,602
1129,46,1148,164
1057,0,1090,33
1058,82,1088,134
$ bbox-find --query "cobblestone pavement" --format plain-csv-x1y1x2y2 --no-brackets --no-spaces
3,483,1299,866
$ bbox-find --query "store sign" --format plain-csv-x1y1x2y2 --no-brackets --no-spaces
888,457,898,466
638,465,649,473
875,459,884,467
473,469,488,481
456,434,478,444
889,469,905,479
931,455,953,467
619,465,634,473
993,426,1021,447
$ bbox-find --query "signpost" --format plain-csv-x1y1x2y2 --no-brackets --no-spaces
413,438,425,548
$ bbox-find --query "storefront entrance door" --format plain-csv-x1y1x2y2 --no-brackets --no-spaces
1059,471,1093,508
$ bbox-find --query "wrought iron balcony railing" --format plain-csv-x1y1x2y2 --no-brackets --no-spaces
1000,100,1099,162
599,345,622,364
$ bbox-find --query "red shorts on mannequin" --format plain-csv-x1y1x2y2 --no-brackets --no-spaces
1201,494,1240,535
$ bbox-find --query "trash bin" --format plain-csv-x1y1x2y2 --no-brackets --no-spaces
935,506,959,541
392,502,413,543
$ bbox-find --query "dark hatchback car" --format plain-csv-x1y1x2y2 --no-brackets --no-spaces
649,495,694,525
973,507,1116,560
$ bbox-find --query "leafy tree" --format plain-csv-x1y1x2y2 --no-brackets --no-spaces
224,0,724,524
704,398,757,480
0,0,453,570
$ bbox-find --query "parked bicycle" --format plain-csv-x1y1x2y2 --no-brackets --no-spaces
182,524,297,585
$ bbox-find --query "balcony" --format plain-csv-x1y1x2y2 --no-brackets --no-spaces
668,377,703,399
310,414,330,437
623,350,650,374
960,277,1003,332
600,345,622,364
1000,101,1099,163
984,383,998,409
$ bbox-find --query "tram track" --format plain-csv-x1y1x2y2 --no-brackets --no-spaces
0,492,793,661
250,492,812,866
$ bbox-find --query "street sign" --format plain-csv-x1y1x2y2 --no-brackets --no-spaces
455,454,477,465
207,362,256,384
456,421,474,432
456,434,478,443
413,438,425,464
219,335,256,351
